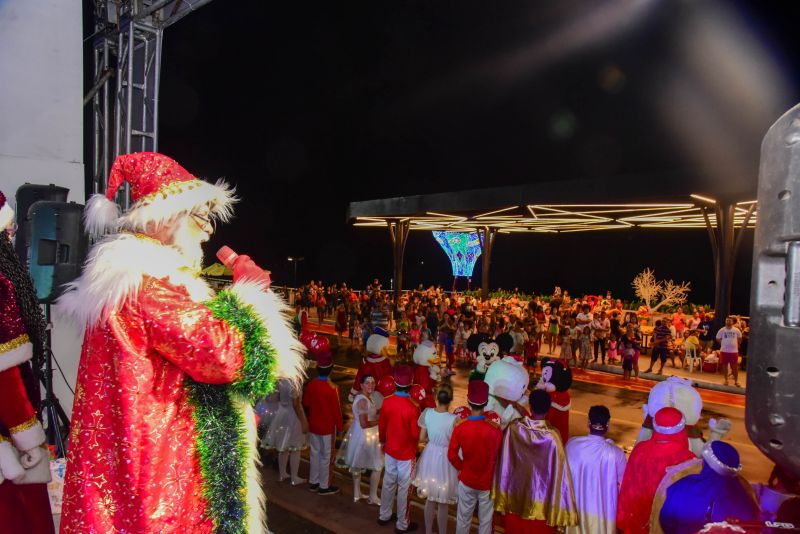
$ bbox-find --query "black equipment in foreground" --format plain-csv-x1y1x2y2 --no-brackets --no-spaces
748,102,800,479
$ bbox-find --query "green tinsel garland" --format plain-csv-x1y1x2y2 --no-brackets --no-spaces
186,381,249,534
186,288,281,533
206,289,280,401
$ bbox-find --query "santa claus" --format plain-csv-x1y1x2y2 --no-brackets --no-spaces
57,153,305,533
349,327,392,401
0,190,54,534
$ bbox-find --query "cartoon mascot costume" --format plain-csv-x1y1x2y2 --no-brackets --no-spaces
637,376,731,457
349,327,392,401
535,358,573,443
0,190,54,534
483,354,530,429
412,341,440,409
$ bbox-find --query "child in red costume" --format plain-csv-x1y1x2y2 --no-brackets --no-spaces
350,327,393,402
303,350,343,495
0,191,54,534
378,365,421,533
448,380,503,534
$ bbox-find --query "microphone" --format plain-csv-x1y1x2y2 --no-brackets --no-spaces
216,245,238,268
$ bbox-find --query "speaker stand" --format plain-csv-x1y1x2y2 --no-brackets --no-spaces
39,303,71,459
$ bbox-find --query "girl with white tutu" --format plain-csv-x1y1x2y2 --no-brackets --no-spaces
413,383,459,534
335,374,383,504
261,378,308,485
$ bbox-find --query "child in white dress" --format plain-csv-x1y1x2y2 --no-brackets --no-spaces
413,383,458,534
335,375,383,504
261,378,308,485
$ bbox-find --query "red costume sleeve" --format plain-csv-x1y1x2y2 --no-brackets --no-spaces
448,425,463,471
332,383,343,433
409,405,421,444
138,277,244,384
0,367,36,431
378,399,388,444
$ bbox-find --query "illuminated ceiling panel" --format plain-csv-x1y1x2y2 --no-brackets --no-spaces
352,199,757,233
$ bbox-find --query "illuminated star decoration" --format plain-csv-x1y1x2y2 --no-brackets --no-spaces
432,231,483,277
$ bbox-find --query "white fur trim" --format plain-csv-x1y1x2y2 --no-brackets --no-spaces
84,193,121,237
11,420,46,452
366,334,389,355
0,339,32,372
118,179,237,233
235,396,266,534
0,203,14,232
653,414,685,435
702,441,741,476
365,354,387,363
230,281,306,386
56,233,213,327
0,440,25,482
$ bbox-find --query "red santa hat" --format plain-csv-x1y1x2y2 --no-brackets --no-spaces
0,190,14,232
84,152,236,237
653,406,686,436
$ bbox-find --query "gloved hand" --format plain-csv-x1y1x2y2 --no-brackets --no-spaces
709,418,732,441
19,445,44,469
0,440,25,482
232,254,271,287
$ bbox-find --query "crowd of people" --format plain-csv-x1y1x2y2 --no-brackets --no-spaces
258,319,796,534
293,281,750,387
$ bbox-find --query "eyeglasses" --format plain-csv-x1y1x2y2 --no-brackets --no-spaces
190,212,215,233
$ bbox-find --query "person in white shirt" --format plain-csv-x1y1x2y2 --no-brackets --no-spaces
591,311,611,364
575,304,593,333
565,406,627,534
716,317,743,387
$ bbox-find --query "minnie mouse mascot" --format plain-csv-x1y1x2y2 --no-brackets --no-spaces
535,357,573,443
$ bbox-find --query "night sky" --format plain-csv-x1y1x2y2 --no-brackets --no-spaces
151,1,800,312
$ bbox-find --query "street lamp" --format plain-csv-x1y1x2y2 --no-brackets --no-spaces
287,256,305,288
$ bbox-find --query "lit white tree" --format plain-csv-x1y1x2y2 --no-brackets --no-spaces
632,268,691,313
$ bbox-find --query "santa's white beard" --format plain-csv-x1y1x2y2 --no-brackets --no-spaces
171,221,206,268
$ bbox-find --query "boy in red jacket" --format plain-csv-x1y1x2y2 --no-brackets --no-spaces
378,365,421,533
448,380,502,534
303,350,343,495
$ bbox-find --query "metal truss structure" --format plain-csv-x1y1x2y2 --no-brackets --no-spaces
87,1,214,207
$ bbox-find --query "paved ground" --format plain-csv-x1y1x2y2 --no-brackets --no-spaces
261,333,774,533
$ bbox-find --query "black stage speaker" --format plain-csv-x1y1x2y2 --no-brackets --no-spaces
27,201,88,303
748,102,800,478
14,184,69,265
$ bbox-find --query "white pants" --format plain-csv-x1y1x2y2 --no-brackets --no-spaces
308,433,333,489
379,454,416,531
456,481,493,534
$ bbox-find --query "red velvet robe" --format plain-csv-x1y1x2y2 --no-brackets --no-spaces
0,272,53,534
616,430,695,534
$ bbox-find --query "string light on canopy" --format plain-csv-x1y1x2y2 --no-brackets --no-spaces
432,231,483,290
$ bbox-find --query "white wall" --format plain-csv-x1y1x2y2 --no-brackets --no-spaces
0,0,84,417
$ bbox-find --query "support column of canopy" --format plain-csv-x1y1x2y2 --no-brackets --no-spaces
387,219,410,301
477,226,497,301
700,201,756,328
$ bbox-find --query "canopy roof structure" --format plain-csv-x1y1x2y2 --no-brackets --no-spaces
352,199,757,234
348,179,757,323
